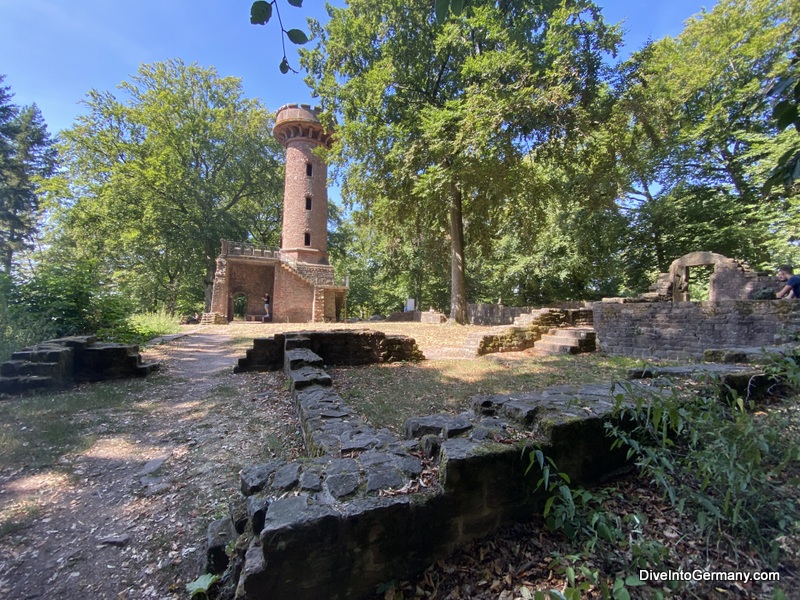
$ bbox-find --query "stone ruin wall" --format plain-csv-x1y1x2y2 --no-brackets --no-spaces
0,335,159,395
467,302,589,326
591,252,799,359
213,329,633,600
593,300,800,360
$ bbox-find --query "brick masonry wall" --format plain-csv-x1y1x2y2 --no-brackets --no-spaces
593,300,800,359
274,266,314,323
209,257,228,315
281,142,328,264
227,261,275,315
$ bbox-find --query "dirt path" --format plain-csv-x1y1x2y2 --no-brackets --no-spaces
0,332,303,599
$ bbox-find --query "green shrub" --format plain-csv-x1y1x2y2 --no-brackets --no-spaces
0,299,58,361
606,362,800,565
100,309,181,344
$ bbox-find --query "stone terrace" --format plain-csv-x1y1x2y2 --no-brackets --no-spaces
202,329,783,600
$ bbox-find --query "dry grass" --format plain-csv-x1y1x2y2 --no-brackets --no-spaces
184,320,499,354
331,353,643,432
186,321,646,433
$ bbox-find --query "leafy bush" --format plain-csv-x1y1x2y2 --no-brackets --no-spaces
526,355,800,598
128,309,181,341
0,297,58,362
526,449,661,599
12,257,133,338
607,362,800,564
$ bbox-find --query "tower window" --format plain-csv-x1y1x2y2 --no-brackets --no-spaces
305,196,312,210
304,232,311,246
306,163,313,177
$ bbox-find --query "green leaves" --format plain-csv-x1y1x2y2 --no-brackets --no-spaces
250,1,309,73
186,573,219,597
286,28,308,45
250,1,272,25
434,0,466,24
52,59,286,313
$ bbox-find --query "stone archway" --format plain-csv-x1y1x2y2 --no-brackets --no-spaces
232,293,248,320
668,251,769,302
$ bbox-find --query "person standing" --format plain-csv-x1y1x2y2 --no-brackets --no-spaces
262,292,271,321
776,266,800,299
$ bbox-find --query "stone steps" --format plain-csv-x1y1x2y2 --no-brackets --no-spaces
533,327,596,355
0,335,160,395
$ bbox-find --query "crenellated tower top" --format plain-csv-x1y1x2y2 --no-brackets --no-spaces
273,103,334,149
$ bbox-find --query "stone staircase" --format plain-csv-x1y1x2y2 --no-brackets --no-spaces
531,326,597,356
0,336,159,395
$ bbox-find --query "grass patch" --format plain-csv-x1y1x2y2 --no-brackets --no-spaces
0,500,43,537
333,353,647,432
0,377,155,469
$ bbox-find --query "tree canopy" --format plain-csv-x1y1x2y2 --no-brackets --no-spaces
4,0,800,329
47,59,286,313
0,75,56,275
303,0,621,321
307,0,799,316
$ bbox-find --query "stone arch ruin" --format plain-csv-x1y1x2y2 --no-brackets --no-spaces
640,251,774,303
668,251,772,302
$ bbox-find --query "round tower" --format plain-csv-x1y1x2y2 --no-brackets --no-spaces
273,103,334,265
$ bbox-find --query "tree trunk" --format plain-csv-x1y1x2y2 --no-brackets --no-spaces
449,180,467,324
204,261,216,312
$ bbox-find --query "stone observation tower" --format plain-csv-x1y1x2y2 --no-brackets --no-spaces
204,104,347,324
273,103,334,265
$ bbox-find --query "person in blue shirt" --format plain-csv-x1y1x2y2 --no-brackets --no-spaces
776,265,800,299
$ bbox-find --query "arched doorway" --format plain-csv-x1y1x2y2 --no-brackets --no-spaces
233,293,248,320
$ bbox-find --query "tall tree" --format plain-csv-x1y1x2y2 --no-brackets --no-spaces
52,60,285,311
303,0,620,322
610,0,800,280
0,76,56,274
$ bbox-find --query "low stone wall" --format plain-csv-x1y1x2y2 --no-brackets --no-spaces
468,303,589,326
593,300,800,359
0,335,159,395
386,310,447,323
214,328,789,599
234,329,424,373
475,308,593,355
217,333,642,599
468,304,536,325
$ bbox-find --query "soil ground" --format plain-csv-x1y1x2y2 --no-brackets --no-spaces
0,330,304,599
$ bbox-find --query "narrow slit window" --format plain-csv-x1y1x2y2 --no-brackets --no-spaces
306,163,313,177
305,196,312,210
304,232,311,246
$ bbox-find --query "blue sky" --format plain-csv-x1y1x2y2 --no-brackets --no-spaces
0,0,714,136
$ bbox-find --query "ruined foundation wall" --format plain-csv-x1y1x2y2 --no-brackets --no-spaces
593,300,800,359
467,303,589,325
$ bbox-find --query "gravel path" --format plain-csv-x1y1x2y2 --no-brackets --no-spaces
0,332,303,599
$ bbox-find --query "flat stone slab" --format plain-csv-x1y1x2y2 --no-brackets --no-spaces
628,363,762,380
404,413,473,439
284,348,324,371
288,366,332,389
703,345,798,364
